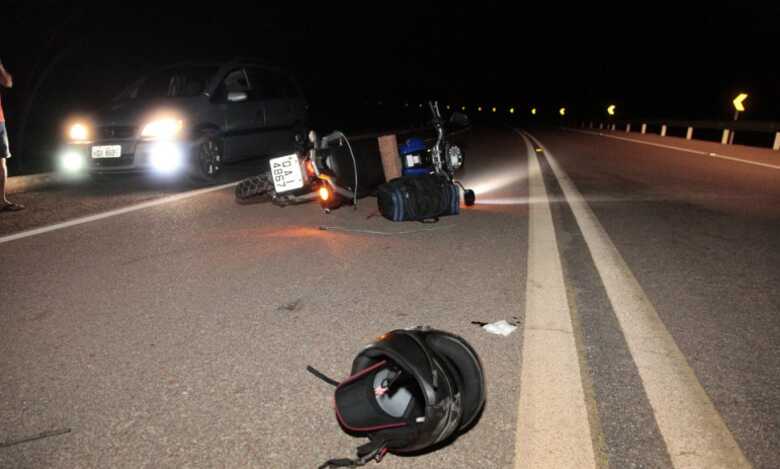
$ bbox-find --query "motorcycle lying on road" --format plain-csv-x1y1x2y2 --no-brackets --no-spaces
233,101,475,211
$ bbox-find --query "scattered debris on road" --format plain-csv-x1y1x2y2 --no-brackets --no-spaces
0,428,71,449
478,320,517,337
278,299,303,312
317,224,453,236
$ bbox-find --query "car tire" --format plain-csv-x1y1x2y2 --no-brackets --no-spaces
235,172,274,204
191,132,223,183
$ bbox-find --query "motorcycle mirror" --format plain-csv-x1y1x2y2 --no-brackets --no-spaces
449,112,470,127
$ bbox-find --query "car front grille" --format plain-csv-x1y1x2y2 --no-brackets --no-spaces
90,154,135,167
97,126,137,140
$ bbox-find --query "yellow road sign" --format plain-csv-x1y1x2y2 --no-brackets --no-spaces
733,93,748,112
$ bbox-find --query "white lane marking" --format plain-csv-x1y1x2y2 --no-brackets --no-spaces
0,182,239,245
567,128,780,171
515,136,596,469
524,131,751,469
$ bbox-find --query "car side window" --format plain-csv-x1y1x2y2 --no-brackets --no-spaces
282,76,300,99
216,68,250,100
246,68,285,100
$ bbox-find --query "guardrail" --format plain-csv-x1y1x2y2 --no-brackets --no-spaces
579,120,780,151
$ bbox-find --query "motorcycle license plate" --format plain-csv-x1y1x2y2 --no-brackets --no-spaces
270,153,305,193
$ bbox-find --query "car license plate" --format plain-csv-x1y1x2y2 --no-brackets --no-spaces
91,145,122,159
270,153,304,193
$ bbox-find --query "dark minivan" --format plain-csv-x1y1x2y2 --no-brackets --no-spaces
61,59,308,181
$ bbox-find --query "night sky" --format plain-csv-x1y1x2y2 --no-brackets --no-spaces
2,1,779,170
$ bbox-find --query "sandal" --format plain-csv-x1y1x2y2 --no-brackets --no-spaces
0,202,25,212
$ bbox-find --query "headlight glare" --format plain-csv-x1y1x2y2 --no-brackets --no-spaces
141,118,183,139
69,123,89,141
61,151,85,173
149,142,184,173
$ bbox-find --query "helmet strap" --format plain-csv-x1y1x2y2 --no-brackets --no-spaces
318,440,388,468
306,365,340,387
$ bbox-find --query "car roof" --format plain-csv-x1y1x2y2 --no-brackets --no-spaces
150,58,290,75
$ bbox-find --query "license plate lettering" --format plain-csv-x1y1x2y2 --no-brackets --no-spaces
91,145,122,159
269,154,304,193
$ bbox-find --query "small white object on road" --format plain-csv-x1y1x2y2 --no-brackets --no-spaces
482,320,517,337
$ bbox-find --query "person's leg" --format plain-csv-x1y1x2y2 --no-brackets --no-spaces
1,120,10,204
0,158,24,211
0,157,7,204
0,123,23,210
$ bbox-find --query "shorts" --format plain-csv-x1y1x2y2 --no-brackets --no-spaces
0,121,10,159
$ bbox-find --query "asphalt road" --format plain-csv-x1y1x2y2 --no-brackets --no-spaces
1,127,779,468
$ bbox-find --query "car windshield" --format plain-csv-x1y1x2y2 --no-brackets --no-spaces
122,66,218,100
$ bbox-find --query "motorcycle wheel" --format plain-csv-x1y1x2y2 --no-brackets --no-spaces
235,172,274,204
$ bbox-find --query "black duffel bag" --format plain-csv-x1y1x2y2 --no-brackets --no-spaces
376,174,460,222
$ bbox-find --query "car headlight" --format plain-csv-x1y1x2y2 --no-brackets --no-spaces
448,144,463,172
141,118,183,139
60,151,85,172
149,142,184,174
68,123,89,141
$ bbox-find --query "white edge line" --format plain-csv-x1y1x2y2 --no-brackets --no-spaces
0,181,239,245
567,128,780,171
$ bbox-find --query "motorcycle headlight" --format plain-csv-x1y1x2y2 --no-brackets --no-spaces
68,123,90,141
141,118,183,139
448,144,463,171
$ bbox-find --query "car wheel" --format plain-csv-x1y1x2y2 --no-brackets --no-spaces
192,133,223,182
235,172,273,204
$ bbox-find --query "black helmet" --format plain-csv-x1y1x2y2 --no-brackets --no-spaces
312,326,486,468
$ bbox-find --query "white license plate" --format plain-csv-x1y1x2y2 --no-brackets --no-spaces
270,154,304,193
91,145,122,159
